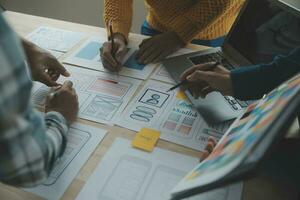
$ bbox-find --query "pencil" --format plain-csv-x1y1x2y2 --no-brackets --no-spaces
166,61,221,92
108,20,115,57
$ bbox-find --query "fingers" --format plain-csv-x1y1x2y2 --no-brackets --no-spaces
205,138,216,153
200,137,217,162
141,46,162,64
187,70,216,83
180,69,218,98
200,86,214,98
40,75,59,87
61,80,73,89
136,38,153,63
101,42,119,71
208,137,217,146
153,50,172,63
180,65,199,81
180,62,218,81
49,85,62,93
138,38,151,49
115,45,128,62
46,55,70,77
200,151,210,162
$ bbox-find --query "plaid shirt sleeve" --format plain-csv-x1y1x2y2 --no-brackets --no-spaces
0,14,69,187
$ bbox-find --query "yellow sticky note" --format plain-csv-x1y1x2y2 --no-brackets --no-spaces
176,90,188,100
132,128,160,152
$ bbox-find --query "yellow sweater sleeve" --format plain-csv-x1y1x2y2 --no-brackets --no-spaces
155,0,244,44
103,0,133,41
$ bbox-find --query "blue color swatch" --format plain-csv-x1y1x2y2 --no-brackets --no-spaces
75,42,101,60
124,51,146,70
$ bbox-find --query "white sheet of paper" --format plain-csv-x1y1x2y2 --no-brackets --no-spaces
116,80,230,151
150,48,196,84
151,64,176,84
75,137,196,200
48,50,64,58
63,37,156,80
24,123,107,200
75,138,243,200
31,65,141,125
27,26,85,52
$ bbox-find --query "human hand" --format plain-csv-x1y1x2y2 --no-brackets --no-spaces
136,31,184,64
100,33,128,72
180,62,233,98
200,137,217,162
45,81,79,125
22,39,70,86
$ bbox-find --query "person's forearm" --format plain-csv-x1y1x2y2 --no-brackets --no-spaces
103,0,133,41
0,109,68,187
231,47,300,100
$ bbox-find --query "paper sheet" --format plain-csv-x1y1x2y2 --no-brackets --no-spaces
27,26,85,53
24,123,107,200
75,138,242,200
63,37,156,80
150,64,176,84
48,50,64,58
150,48,196,84
31,65,141,125
116,80,231,151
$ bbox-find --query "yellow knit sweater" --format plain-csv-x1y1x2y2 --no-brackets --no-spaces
104,0,245,44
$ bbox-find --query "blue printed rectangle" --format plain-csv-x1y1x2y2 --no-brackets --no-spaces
124,51,146,70
75,42,101,60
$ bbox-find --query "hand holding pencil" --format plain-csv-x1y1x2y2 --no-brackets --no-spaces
45,80,79,125
179,62,233,98
100,20,128,72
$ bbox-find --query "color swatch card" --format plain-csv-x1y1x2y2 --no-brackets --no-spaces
63,37,156,80
31,65,141,125
75,138,243,200
27,26,85,53
116,80,231,151
24,123,107,200
171,74,300,198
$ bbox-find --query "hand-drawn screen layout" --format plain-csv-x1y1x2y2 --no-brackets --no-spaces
63,37,156,80
75,138,199,200
31,65,141,125
150,64,176,84
150,47,196,84
116,80,231,151
27,26,85,53
44,127,90,186
25,123,107,200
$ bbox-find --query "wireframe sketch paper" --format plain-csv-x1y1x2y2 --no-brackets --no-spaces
171,74,300,198
116,80,231,151
27,26,85,53
48,50,64,58
151,48,196,84
31,65,141,125
24,123,107,200
63,37,156,80
151,65,176,84
75,138,243,200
